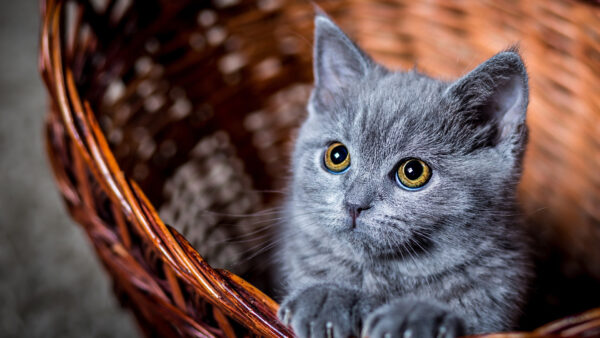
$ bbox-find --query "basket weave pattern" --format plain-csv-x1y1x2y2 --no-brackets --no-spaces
39,0,600,336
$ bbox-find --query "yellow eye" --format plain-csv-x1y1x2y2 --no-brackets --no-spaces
396,158,431,190
324,142,350,174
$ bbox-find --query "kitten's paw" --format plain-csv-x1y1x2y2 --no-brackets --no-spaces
362,300,465,338
278,285,362,338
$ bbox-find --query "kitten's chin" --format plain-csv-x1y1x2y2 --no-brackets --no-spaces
335,221,427,258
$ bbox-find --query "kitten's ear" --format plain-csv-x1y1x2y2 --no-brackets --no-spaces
310,12,373,111
446,49,529,151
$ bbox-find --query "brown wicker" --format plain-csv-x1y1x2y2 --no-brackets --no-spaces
39,0,600,337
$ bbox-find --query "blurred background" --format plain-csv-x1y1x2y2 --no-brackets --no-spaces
0,1,138,336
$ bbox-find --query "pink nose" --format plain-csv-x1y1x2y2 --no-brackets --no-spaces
346,203,371,228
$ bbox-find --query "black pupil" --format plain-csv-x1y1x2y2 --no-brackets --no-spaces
330,145,348,165
404,160,423,180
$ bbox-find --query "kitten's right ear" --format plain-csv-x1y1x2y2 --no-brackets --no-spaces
445,49,529,154
310,12,373,112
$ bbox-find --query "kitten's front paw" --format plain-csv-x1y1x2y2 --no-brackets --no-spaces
363,300,465,338
278,285,363,338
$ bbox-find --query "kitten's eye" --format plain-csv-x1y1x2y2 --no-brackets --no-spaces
396,158,431,190
323,142,350,174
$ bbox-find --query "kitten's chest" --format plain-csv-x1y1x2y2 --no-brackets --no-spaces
361,268,398,296
360,262,434,298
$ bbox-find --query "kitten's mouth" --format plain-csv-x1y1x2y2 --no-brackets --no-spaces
340,217,383,239
342,215,373,233
337,217,433,257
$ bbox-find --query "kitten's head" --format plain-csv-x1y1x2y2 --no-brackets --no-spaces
289,13,529,257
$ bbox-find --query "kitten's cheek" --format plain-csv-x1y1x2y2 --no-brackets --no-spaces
324,191,343,207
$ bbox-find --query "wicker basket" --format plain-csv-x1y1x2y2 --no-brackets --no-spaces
39,0,600,336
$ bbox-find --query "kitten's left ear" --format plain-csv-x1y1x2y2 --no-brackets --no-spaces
446,49,529,151
310,11,374,111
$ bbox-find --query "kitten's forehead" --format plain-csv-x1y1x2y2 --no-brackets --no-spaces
331,70,455,158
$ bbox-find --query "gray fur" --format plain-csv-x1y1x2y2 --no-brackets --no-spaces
277,13,532,337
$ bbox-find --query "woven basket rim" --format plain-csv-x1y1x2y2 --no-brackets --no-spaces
39,0,290,336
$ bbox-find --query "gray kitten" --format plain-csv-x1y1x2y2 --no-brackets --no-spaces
276,13,532,338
